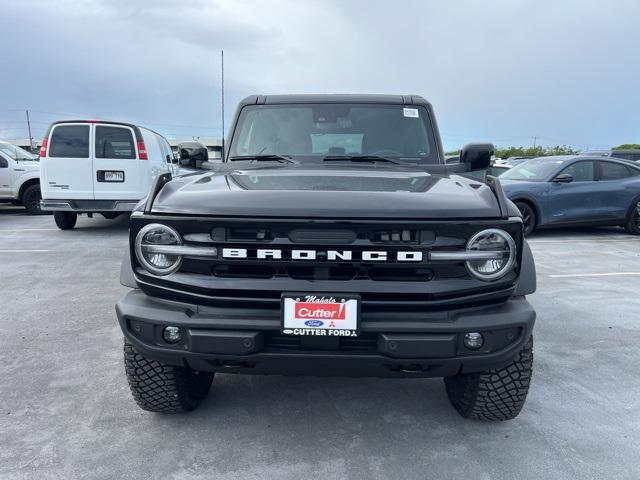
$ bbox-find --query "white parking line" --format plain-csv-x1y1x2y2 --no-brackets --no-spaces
0,249,50,253
549,272,640,278
529,238,634,244
0,229,59,232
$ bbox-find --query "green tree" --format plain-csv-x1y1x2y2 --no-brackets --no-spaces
495,144,578,159
612,144,640,150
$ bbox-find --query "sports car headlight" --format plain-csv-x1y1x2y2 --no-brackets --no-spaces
135,223,182,276
465,229,516,281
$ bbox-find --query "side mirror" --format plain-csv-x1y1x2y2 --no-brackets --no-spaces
553,173,573,183
0,157,8,168
179,150,192,166
460,143,494,171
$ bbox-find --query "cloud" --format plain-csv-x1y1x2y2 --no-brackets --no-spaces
0,0,639,149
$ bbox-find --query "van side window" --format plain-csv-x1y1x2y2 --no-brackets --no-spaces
95,126,135,159
49,125,90,158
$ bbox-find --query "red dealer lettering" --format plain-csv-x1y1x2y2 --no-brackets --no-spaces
294,302,346,320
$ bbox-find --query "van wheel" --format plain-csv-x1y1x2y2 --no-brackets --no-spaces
54,212,77,230
625,202,640,235
22,184,43,215
101,212,123,220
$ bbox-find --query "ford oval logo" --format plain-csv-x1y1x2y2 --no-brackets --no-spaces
304,320,324,327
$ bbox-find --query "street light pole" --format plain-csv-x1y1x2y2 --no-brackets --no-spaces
221,49,225,160
25,110,34,152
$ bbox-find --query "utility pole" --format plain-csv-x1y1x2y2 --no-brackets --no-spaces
25,110,34,152
221,49,225,160
532,136,537,148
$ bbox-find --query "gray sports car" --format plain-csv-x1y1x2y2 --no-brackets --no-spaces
499,156,640,236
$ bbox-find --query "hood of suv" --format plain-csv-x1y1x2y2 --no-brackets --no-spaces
14,160,40,171
151,165,501,219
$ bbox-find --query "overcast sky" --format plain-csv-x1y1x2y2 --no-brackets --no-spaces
1,0,639,150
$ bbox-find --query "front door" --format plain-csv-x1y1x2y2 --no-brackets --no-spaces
0,152,11,197
546,160,600,224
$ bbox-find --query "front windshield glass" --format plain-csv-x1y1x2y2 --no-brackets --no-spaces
229,103,440,164
0,142,38,161
500,158,565,181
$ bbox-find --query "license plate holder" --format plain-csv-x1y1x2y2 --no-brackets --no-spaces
98,170,125,182
281,293,360,337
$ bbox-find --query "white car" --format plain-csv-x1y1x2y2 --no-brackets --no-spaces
0,141,42,214
40,120,178,229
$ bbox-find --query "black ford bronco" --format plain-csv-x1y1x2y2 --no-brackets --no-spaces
116,94,536,421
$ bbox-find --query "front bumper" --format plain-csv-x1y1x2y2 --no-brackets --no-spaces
41,199,138,212
116,290,535,378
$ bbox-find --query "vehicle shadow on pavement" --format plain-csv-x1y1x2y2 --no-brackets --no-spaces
0,205,39,215
69,214,131,233
158,374,466,429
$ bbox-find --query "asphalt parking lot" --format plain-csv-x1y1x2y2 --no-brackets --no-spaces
1,205,639,480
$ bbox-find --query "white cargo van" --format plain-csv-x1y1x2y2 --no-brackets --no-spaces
40,120,177,229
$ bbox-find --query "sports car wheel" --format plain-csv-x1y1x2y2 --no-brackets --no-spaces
625,201,640,235
515,201,536,236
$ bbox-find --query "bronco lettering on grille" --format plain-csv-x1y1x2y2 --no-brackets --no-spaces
221,248,423,262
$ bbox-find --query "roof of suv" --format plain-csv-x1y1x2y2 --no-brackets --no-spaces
241,94,430,105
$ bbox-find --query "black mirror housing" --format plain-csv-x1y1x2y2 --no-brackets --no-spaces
460,143,494,171
553,173,573,183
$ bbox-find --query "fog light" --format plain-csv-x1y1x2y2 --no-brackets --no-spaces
162,326,182,344
463,332,484,350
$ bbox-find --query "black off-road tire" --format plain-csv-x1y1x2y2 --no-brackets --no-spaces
54,212,77,230
625,201,640,235
123,340,214,413
515,201,536,236
22,184,43,215
444,336,533,421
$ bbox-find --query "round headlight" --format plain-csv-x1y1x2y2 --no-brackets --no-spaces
465,229,516,281
135,223,182,276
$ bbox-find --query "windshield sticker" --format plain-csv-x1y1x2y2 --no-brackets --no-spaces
403,108,419,118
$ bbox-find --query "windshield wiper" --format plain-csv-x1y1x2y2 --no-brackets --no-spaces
322,155,401,165
229,154,298,164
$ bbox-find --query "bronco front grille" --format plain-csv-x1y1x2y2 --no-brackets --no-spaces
131,216,523,310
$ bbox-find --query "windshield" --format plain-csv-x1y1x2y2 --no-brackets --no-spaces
228,103,440,165
500,158,565,181
0,142,38,161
